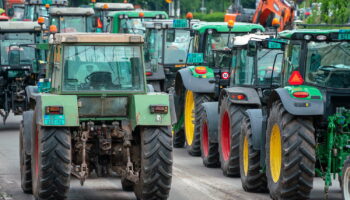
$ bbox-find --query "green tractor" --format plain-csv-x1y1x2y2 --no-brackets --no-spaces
48,7,95,33
173,22,265,155
239,29,350,199
200,34,285,177
23,0,68,22
20,33,174,200
143,18,199,92
107,10,169,36
0,21,46,123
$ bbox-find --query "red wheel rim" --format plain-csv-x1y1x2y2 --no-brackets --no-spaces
35,127,39,178
202,121,209,157
221,112,230,161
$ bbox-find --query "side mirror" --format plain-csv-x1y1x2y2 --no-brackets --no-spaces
247,41,257,57
8,8,14,17
190,30,195,37
166,29,176,42
8,46,21,66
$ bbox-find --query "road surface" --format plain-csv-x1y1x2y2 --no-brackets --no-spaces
0,114,343,200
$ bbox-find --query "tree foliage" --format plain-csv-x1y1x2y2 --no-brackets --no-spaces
306,0,350,24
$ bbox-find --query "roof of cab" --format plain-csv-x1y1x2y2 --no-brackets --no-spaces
143,19,200,29
94,2,134,10
279,29,342,39
50,33,144,44
0,21,41,32
108,10,168,18
49,7,94,16
192,22,265,33
25,0,68,5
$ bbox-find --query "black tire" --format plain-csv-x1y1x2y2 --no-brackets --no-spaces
173,129,185,148
184,90,211,156
218,96,246,177
200,109,219,168
266,101,315,200
134,127,173,200
20,120,32,194
121,177,134,192
239,117,267,193
342,157,350,200
31,126,71,200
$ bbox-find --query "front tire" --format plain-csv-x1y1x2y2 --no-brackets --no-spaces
31,126,71,200
134,127,173,200
266,101,315,200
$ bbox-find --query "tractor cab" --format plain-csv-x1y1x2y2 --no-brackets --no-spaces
0,21,45,121
143,19,199,92
23,0,68,22
49,7,95,33
92,2,134,32
107,11,169,35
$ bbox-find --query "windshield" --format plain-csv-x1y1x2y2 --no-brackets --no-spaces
63,45,144,92
24,5,59,21
144,29,162,72
51,16,88,33
120,18,151,36
0,33,35,65
13,5,25,20
305,42,350,88
164,29,191,64
256,49,283,85
206,33,240,66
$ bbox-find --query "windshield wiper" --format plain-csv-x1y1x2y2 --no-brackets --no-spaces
258,50,272,61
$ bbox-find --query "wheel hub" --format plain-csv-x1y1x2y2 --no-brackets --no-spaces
184,90,195,146
221,112,230,161
270,124,282,183
202,122,209,157
243,135,249,176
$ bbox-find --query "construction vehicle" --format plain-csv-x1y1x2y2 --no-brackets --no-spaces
20,32,173,200
173,21,265,154
4,0,25,20
23,0,68,22
143,18,199,92
0,21,45,123
252,0,295,31
107,11,169,36
227,0,256,23
92,2,134,32
49,7,95,33
239,29,350,199
200,33,285,177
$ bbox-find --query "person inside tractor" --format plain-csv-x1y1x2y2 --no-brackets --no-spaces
306,41,350,88
164,29,191,64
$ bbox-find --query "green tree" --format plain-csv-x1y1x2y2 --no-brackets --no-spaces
307,0,350,24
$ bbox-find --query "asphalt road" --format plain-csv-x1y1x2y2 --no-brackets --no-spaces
0,114,343,200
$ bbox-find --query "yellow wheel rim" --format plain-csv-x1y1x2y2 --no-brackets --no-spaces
270,124,282,183
243,135,249,176
184,90,195,146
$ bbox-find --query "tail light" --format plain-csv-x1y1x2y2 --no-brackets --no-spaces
45,106,63,115
288,71,304,85
97,18,103,29
145,72,153,76
293,91,309,98
231,93,246,100
150,105,168,114
195,66,207,74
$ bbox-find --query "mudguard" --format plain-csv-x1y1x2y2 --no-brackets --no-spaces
25,86,39,102
222,87,261,106
275,88,324,116
23,111,34,155
176,68,215,93
245,109,265,151
202,102,219,143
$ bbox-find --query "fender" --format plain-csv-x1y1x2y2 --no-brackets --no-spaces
176,68,215,93
23,111,34,155
245,109,265,151
25,86,39,102
202,102,219,143
274,87,324,116
222,87,261,106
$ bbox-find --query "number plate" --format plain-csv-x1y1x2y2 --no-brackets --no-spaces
338,30,350,40
187,53,204,64
173,19,188,28
268,41,282,49
44,115,65,125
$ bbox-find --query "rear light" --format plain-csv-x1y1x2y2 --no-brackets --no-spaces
288,71,304,85
293,91,309,98
145,72,153,76
23,19,31,21
316,35,327,41
195,66,207,74
150,105,168,114
45,106,63,115
231,93,246,100
221,72,230,80
97,18,103,29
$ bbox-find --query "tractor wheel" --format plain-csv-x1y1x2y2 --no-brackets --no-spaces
20,120,32,194
31,126,71,200
266,101,315,200
239,117,267,193
341,156,350,200
184,90,211,156
218,96,246,177
134,127,173,200
200,109,219,168
173,129,185,148
121,177,134,192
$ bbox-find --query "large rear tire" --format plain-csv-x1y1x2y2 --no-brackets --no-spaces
266,101,315,200
200,109,219,168
218,96,246,177
134,127,173,200
173,129,185,148
342,157,350,200
184,90,211,156
31,126,71,200
20,120,32,194
239,117,267,192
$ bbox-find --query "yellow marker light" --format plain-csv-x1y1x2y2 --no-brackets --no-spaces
272,18,280,27
139,12,145,18
228,20,234,29
103,4,109,9
186,12,193,20
45,4,50,9
38,17,45,25
91,0,96,2
49,25,58,33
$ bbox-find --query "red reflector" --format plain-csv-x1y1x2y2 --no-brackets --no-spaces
150,105,168,114
23,19,31,21
195,67,207,74
45,106,63,115
288,71,304,85
231,94,246,100
97,18,103,28
146,72,153,76
221,72,230,80
293,91,309,98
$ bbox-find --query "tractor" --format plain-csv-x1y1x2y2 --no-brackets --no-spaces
143,18,199,92
173,21,265,155
240,29,350,199
19,32,174,200
0,21,45,123
23,0,68,22
107,10,169,36
200,33,285,177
